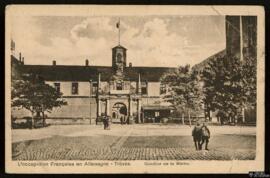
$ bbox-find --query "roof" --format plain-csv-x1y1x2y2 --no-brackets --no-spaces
112,45,127,50
192,49,226,72
125,66,175,82
18,64,175,82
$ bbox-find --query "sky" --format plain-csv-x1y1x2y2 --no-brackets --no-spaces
11,15,225,67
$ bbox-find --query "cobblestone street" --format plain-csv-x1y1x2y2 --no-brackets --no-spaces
12,124,256,160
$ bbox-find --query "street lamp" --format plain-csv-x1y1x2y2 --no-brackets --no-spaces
89,79,92,125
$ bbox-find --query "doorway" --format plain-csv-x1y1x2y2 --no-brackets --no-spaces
112,103,127,123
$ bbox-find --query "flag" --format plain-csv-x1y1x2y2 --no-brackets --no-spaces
116,20,120,28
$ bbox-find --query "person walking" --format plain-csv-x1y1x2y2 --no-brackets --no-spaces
106,116,111,130
200,123,210,150
120,114,123,125
192,122,202,150
102,114,107,130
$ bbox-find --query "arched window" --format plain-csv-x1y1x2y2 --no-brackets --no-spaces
117,53,122,63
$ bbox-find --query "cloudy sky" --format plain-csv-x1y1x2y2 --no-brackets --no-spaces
11,15,225,67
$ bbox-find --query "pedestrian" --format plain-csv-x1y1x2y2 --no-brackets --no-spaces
200,123,210,150
192,122,202,150
124,115,127,124
120,114,123,125
107,116,110,130
102,114,107,130
105,115,108,129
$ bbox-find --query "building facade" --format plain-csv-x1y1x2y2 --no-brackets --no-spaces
11,44,175,124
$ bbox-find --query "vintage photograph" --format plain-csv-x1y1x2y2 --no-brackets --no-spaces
5,5,264,173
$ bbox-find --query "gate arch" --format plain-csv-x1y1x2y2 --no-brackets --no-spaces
112,102,127,122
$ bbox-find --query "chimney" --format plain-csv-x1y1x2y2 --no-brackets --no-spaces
85,59,89,66
129,62,132,67
19,52,22,62
52,60,56,66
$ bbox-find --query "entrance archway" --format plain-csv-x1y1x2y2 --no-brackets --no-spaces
112,103,127,123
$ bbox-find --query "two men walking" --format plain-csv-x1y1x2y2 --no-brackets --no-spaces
192,122,210,150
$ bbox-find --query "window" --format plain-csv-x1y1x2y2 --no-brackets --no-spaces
160,83,166,94
71,82,78,95
155,111,160,117
117,53,122,62
92,82,98,95
116,82,123,90
54,83,60,93
141,82,147,95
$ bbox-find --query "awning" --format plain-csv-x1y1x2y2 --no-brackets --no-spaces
142,105,175,111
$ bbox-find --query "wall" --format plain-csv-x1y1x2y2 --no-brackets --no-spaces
147,82,160,96
226,16,240,58
46,81,91,96
100,81,109,93
242,16,257,59
11,98,97,119
225,16,257,60
12,80,162,120
49,97,97,119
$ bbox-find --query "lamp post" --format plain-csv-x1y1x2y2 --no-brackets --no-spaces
89,80,92,125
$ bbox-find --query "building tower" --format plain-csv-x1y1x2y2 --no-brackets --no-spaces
112,45,127,77
112,18,127,78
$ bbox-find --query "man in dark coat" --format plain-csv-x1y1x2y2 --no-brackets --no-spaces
200,123,211,150
192,122,202,150
102,114,107,130
120,114,123,125
106,116,111,130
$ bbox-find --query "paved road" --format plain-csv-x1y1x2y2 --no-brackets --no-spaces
12,124,256,160
12,124,256,143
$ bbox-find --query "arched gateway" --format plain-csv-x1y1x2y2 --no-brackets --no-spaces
112,103,127,123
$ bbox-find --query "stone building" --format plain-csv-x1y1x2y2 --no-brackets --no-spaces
11,44,175,124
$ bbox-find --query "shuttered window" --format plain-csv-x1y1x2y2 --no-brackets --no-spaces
71,82,79,95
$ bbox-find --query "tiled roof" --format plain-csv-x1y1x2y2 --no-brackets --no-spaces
19,64,175,82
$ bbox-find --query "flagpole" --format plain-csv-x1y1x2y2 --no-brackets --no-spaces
240,16,243,61
118,18,120,45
